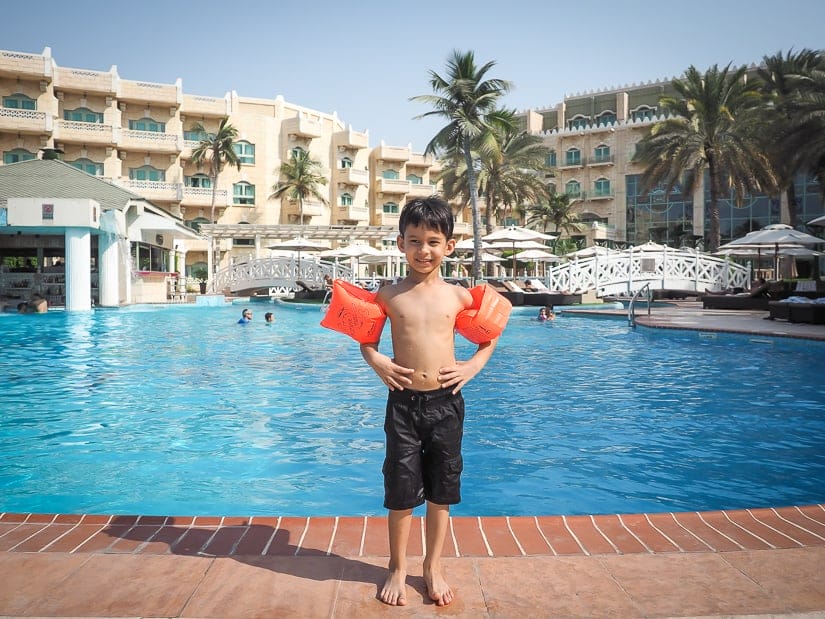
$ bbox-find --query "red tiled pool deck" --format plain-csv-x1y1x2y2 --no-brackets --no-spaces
2,303,824,617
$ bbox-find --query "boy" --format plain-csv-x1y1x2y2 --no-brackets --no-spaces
359,197,499,607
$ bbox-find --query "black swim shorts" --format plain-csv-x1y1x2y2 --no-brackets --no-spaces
382,386,464,511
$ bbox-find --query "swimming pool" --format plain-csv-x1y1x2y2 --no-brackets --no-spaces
1,302,824,517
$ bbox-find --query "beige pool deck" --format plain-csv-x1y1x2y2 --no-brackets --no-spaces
1,302,824,618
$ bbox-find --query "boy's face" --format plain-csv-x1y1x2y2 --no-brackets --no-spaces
397,223,455,275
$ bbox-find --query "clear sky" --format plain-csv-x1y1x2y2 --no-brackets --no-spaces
5,0,824,152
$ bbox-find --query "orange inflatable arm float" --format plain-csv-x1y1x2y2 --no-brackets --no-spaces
320,279,387,344
455,284,512,344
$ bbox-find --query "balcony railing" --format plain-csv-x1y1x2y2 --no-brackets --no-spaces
590,189,615,200
55,120,115,145
334,128,369,150
283,199,326,217
374,144,410,162
560,157,586,168
337,205,370,223
117,79,180,106
376,177,411,194
119,129,181,153
54,67,115,94
589,154,615,166
283,115,323,139
406,182,438,198
0,107,51,134
181,94,229,117
181,186,230,207
374,212,401,226
122,180,181,202
336,167,370,186
0,49,49,78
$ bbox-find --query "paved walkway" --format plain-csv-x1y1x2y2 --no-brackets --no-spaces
2,303,824,618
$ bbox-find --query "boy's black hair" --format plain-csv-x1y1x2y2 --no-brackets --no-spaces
398,196,454,239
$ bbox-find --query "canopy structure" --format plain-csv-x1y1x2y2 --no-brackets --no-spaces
482,226,557,277
718,224,824,276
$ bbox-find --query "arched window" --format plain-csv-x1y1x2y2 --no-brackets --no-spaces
382,169,400,180
233,141,255,164
185,173,211,188
593,144,611,163
64,107,103,123
2,93,36,110
290,146,306,159
382,201,399,214
567,115,589,130
596,111,616,126
340,156,353,169
2,148,35,164
233,182,255,205
407,173,422,185
340,192,353,206
128,117,165,132
564,148,581,166
565,180,581,198
631,105,656,122
545,151,557,167
594,177,611,197
68,158,103,176
129,166,165,181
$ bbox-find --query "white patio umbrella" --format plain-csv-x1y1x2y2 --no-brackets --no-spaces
482,226,557,277
718,224,824,276
808,215,825,227
514,248,560,277
454,238,495,252
267,236,330,275
320,243,379,280
565,245,619,259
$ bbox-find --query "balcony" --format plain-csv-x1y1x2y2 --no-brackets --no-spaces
122,180,182,202
337,205,370,223
336,167,369,186
182,94,229,117
559,157,586,169
283,114,323,139
54,120,115,146
118,129,182,153
374,212,401,227
566,190,586,201
589,154,615,166
453,221,472,236
0,107,52,134
407,153,434,168
590,189,615,200
117,79,180,106
181,186,230,207
375,177,411,195
373,144,410,162
406,182,438,198
334,128,369,150
282,199,326,218
0,49,49,79
54,67,115,94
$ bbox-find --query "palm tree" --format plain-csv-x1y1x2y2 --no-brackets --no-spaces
525,192,582,238
633,64,775,252
757,49,824,227
270,148,328,228
190,117,241,224
411,50,513,281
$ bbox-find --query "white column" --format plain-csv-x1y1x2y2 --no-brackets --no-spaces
65,227,92,312
98,232,119,307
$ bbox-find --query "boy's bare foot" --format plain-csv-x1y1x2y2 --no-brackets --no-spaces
424,564,453,606
380,568,408,606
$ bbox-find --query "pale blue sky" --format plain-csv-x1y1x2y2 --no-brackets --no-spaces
5,0,824,152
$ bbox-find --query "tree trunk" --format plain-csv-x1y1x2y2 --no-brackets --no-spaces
463,136,482,283
706,153,721,253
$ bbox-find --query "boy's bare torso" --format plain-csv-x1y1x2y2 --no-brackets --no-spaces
378,278,469,391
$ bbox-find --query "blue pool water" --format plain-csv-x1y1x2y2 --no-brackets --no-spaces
1,301,824,518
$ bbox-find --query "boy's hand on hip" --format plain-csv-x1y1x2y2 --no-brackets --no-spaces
438,360,480,394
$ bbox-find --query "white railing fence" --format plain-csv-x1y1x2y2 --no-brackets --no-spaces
212,257,351,294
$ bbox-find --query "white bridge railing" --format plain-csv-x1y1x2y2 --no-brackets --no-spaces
545,248,750,296
212,258,352,294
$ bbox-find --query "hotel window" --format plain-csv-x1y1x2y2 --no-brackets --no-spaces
233,141,255,164
233,182,255,205
340,157,353,169
290,146,305,159
596,111,617,126
64,107,103,123
565,148,581,166
407,173,422,185
128,117,165,132
129,166,165,181
184,173,211,188
3,148,35,164
545,151,557,167
565,180,581,197
631,106,656,122
594,177,611,197
340,192,353,206
383,202,399,214
184,127,213,141
2,93,36,110
68,158,103,176
382,169,400,180
567,116,589,130
593,144,611,163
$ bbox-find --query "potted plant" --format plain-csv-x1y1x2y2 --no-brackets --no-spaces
192,267,208,294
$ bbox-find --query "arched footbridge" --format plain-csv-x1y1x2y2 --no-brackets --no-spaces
545,247,749,296
212,258,352,295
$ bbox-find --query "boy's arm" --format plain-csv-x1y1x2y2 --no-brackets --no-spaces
360,343,415,391
438,337,498,394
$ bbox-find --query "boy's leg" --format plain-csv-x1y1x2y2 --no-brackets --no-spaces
381,507,413,606
423,501,453,606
